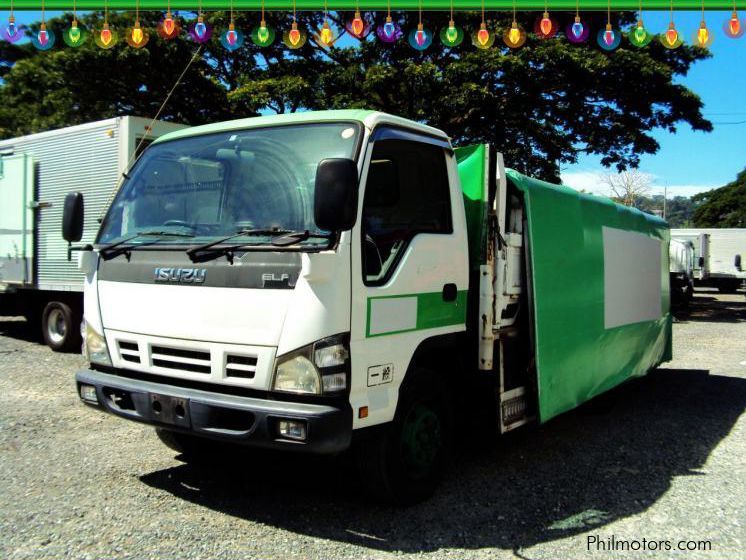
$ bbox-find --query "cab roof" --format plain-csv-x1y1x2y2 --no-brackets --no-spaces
151,110,450,146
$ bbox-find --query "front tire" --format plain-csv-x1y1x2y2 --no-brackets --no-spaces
355,373,451,505
41,301,81,352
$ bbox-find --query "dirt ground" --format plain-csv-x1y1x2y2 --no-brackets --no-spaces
0,290,744,559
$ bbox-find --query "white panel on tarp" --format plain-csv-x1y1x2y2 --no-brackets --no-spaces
603,226,662,329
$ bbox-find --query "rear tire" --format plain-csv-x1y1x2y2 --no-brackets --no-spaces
355,372,451,505
41,301,81,352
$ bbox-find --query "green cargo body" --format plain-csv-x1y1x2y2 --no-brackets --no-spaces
509,170,672,422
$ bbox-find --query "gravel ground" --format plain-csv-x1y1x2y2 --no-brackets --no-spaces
0,290,744,560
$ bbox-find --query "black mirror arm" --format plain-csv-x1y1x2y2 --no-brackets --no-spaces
66,243,93,262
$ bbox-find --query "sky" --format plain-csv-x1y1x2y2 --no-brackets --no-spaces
5,9,746,200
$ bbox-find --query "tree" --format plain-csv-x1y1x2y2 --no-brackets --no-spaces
1,10,713,181
602,169,651,207
692,168,746,227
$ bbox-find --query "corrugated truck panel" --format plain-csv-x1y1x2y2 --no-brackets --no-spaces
0,154,35,285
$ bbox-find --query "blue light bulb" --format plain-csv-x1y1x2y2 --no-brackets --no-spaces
7,21,17,37
195,21,207,39
572,21,584,38
383,21,395,38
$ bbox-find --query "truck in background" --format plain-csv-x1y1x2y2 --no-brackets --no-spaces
669,238,695,306
64,111,671,503
671,228,745,293
0,117,186,351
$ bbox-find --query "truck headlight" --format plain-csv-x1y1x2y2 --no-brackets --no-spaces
84,322,111,366
272,333,350,395
273,353,322,395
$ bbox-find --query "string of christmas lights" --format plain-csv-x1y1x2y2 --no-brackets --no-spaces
3,4,745,52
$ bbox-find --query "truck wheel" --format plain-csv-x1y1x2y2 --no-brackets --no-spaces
41,301,81,352
355,373,451,505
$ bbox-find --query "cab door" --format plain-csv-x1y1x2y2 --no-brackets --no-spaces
349,128,469,429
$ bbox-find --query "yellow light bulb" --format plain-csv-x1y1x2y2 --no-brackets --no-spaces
508,25,520,45
132,23,143,44
320,22,332,45
697,22,709,46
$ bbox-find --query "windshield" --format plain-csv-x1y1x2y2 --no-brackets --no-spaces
98,122,361,247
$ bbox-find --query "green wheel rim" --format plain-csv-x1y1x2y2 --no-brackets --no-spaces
399,402,442,479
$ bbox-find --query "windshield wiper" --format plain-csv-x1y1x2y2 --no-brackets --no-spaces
186,228,331,263
271,230,331,247
99,231,194,259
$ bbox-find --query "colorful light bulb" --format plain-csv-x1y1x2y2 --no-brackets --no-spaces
258,21,269,42
289,24,301,45
604,25,614,46
227,25,237,45
69,22,81,42
383,18,395,38
634,23,646,42
571,20,583,38
126,19,150,48
504,20,526,48
724,10,745,38
629,19,651,47
38,24,49,46
132,22,143,44
729,13,740,35
416,28,425,46
377,16,400,44
540,12,552,36
351,11,364,36
446,23,458,43
477,23,489,46
694,20,713,48
163,12,175,35
6,16,18,39
508,25,520,45
320,21,333,45
195,18,207,39
221,22,244,50
665,23,678,46
566,15,589,44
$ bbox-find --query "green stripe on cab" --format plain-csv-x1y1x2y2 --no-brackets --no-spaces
366,291,467,338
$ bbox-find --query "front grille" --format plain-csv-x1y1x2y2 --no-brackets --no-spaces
225,354,258,379
151,344,211,375
117,340,141,364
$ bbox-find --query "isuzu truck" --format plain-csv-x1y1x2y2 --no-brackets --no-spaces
65,111,672,503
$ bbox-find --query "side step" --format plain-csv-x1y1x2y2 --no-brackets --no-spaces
499,386,535,433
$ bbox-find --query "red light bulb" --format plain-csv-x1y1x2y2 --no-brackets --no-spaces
351,11,364,36
729,13,740,36
101,24,112,45
477,23,489,46
163,12,175,36
540,12,552,36
289,23,301,46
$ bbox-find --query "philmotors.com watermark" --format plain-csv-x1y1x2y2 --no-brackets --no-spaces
587,534,713,553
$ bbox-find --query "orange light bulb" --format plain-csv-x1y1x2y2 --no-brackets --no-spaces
729,13,741,35
477,24,489,46
101,24,112,45
163,12,175,35
289,23,301,46
665,24,678,46
351,11,364,36
540,12,552,36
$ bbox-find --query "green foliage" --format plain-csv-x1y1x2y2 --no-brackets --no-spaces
692,168,746,227
0,10,712,180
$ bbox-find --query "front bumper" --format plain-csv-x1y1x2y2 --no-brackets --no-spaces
76,369,352,454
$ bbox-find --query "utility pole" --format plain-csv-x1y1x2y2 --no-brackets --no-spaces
663,185,667,220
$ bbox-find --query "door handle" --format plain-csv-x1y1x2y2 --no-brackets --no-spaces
442,283,457,302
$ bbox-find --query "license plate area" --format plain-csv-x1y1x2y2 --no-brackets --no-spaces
149,393,191,428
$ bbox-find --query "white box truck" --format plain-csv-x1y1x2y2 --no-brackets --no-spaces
0,117,186,350
671,228,745,293
64,111,671,503
669,238,695,306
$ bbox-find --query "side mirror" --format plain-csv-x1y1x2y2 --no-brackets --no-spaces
735,254,742,271
62,192,85,243
314,158,359,232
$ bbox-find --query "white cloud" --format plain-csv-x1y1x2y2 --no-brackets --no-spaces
560,170,718,199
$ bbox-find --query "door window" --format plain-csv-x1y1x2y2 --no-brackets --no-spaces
362,138,452,285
